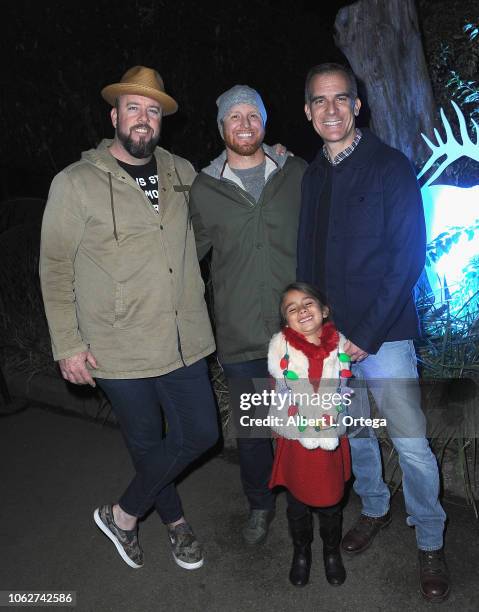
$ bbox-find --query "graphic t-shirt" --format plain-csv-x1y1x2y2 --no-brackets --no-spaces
117,156,159,213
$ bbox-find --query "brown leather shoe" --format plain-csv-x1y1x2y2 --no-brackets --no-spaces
341,511,392,554
419,548,450,603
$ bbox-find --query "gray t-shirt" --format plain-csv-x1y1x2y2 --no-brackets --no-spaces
230,160,266,203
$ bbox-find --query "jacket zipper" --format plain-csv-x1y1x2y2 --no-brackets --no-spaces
176,323,186,367
108,173,119,243
111,166,187,367
232,183,256,208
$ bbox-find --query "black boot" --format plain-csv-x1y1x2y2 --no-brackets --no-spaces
287,510,313,587
319,511,346,586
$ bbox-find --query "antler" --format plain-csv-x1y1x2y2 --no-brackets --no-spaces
417,100,479,187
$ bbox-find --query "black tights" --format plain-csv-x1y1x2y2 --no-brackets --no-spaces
286,490,342,520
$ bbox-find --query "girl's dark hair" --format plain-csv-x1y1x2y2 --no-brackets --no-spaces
279,282,331,327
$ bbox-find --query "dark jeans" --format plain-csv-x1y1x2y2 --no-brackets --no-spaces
222,358,275,511
97,359,218,524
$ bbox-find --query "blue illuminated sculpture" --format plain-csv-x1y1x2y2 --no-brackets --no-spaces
418,101,479,311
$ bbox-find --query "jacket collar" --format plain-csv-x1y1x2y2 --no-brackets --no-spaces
311,128,381,171
201,143,288,179
82,139,181,220
219,153,278,191
82,139,175,192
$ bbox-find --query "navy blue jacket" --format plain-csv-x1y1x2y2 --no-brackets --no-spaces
297,129,425,355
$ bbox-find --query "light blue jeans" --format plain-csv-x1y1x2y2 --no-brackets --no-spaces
348,340,446,551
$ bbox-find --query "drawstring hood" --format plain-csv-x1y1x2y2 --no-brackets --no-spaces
40,138,215,377
108,173,119,243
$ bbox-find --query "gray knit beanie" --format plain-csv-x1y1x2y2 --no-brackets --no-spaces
216,85,267,138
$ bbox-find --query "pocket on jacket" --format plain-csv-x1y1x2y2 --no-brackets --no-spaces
75,257,116,327
343,192,383,237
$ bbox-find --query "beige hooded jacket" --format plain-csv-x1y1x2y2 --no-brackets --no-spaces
40,140,215,379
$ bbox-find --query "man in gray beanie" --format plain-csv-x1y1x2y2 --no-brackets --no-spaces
216,85,268,139
190,85,307,545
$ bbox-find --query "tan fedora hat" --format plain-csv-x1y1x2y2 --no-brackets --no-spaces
101,66,178,115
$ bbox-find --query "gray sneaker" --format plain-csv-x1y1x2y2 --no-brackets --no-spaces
167,522,204,570
93,505,143,569
242,509,275,545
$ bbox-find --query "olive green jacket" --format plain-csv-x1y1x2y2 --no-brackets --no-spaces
190,146,307,363
40,140,215,379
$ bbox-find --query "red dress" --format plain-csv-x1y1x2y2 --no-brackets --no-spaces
269,436,351,507
268,324,351,507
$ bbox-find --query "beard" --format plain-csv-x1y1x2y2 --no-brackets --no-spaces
223,131,264,157
117,124,160,159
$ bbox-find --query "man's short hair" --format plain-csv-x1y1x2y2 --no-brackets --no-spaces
304,63,358,103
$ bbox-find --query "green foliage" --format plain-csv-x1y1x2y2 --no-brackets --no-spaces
463,256,479,285
425,221,479,266
380,277,479,515
414,279,479,513
419,2,479,186
419,19,479,510
446,72,479,114
445,22,479,121
424,219,479,317
464,22,479,41
417,292,479,380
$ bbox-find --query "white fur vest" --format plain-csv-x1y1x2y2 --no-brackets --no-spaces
267,329,349,451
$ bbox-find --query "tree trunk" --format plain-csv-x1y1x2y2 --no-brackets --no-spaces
334,0,436,165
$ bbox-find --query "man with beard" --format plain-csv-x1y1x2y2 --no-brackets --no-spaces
190,85,307,545
40,66,218,571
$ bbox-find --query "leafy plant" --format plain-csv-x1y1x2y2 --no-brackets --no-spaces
445,22,479,123
425,220,479,267
382,280,479,515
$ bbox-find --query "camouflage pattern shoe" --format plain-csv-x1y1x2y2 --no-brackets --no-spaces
93,505,144,569
167,521,204,570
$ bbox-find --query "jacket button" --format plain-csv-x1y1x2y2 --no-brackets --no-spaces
256,243,263,249
160,225,164,230
169,268,173,273
359,196,365,202
162,187,166,192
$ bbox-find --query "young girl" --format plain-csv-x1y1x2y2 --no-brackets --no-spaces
267,282,351,588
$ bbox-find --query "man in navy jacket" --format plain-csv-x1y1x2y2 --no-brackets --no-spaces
298,63,449,602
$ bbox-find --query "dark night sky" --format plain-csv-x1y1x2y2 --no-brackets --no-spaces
2,0,355,198
3,0,477,198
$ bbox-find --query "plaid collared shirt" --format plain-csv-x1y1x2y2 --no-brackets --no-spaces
323,128,362,166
